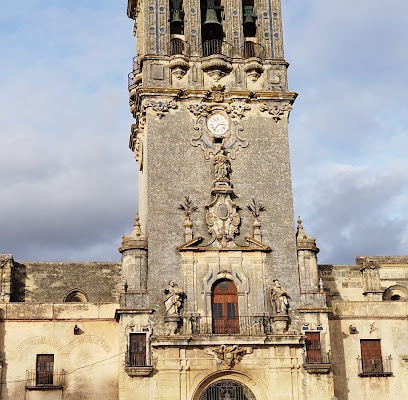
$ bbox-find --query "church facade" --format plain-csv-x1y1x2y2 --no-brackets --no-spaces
0,1,407,399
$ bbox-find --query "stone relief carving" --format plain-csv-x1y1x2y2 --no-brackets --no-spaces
204,345,253,369
188,102,249,160
260,103,292,122
129,116,146,170
206,195,240,248
247,198,265,240
205,149,241,248
143,99,177,118
178,196,198,241
271,279,289,315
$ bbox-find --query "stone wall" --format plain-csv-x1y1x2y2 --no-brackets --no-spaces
11,261,121,303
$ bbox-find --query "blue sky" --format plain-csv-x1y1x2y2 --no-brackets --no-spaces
1,1,407,264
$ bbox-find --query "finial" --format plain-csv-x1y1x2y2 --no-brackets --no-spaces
118,213,147,252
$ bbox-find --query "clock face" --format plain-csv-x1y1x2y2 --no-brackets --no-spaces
206,113,229,136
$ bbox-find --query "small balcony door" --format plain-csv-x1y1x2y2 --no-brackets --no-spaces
305,332,322,363
360,339,383,374
211,279,239,334
36,354,54,385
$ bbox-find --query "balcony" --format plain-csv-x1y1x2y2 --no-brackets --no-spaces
357,356,393,377
25,369,65,389
124,350,153,377
241,41,265,60
168,38,190,56
187,315,273,336
303,352,332,374
199,39,234,58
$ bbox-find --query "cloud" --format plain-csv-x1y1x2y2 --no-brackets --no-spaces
1,1,407,265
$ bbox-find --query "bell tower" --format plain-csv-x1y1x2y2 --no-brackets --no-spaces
118,1,334,399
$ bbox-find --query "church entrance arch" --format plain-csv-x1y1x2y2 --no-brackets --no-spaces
199,379,256,400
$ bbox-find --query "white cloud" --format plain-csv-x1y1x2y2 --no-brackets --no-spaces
1,1,407,264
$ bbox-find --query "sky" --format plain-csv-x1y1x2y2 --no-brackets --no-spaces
0,1,407,265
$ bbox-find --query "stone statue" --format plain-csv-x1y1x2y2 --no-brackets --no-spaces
213,150,231,184
271,280,289,314
164,280,184,315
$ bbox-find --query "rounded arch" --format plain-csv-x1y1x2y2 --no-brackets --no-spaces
192,371,267,400
63,288,88,303
383,285,408,301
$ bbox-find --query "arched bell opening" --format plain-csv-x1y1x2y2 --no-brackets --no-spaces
200,0,224,56
170,0,184,35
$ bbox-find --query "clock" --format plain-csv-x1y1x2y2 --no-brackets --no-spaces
206,113,230,136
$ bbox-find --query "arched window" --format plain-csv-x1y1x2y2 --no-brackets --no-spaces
211,279,239,334
63,289,88,303
199,379,256,400
382,285,408,301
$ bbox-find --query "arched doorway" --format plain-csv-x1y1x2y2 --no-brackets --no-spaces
199,379,256,400
211,279,239,334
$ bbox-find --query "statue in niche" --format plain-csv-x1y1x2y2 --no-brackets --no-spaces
213,149,231,185
164,280,184,316
271,280,289,314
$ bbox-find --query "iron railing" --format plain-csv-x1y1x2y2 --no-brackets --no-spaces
187,315,273,336
26,369,65,388
357,356,393,377
199,39,234,58
125,350,152,368
241,41,265,59
168,38,190,56
304,352,331,365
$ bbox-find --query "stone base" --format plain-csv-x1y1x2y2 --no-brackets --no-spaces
272,314,289,334
164,315,182,335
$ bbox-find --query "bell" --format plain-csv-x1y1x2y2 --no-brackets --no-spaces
243,14,255,26
203,9,222,26
171,10,183,27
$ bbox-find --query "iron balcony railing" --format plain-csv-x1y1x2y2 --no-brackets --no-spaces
125,350,153,368
304,352,332,365
26,369,65,388
357,356,393,377
187,315,273,336
241,41,265,60
199,39,234,58
168,38,190,56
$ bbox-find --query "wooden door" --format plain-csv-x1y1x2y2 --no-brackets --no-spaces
360,339,383,373
129,333,147,366
305,332,322,363
211,280,239,334
36,354,54,385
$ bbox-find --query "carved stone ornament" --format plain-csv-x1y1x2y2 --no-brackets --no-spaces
206,194,240,248
201,58,233,82
143,99,177,118
247,199,265,241
204,345,253,369
178,196,198,241
259,103,292,122
169,55,190,80
129,116,146,171
243,60,264,82
188,103,249,160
